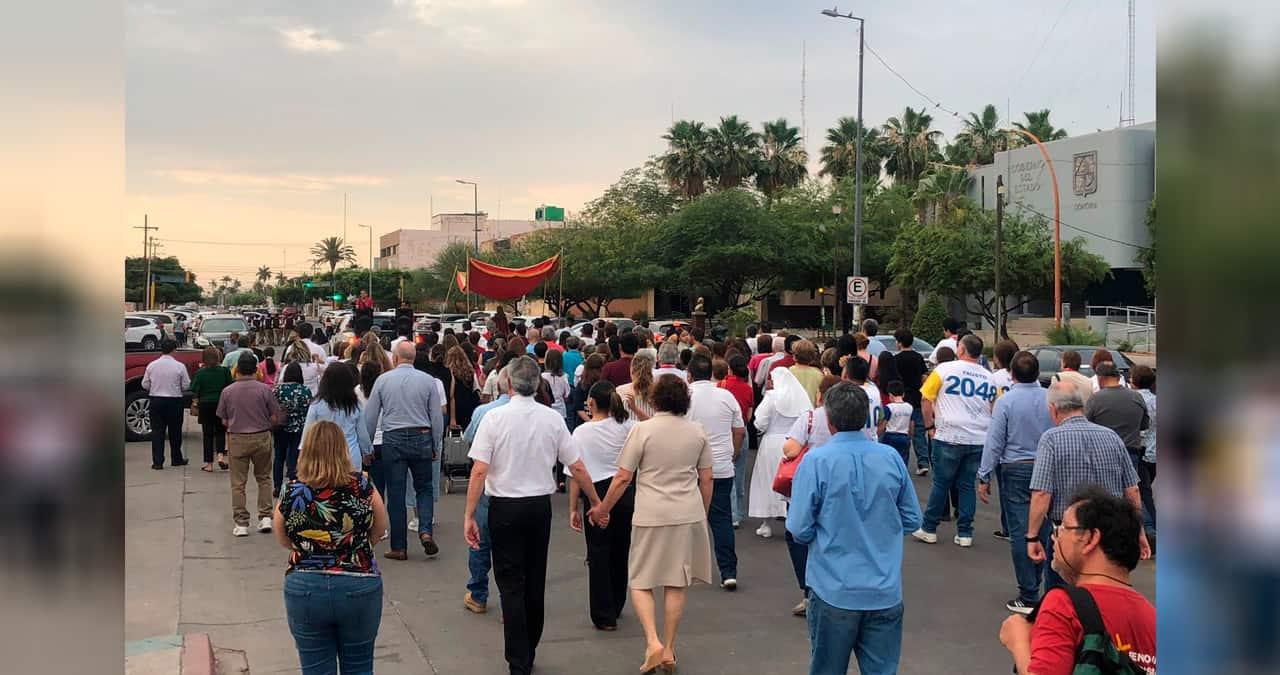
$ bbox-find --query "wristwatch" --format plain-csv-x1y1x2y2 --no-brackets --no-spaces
1024,534,1040,543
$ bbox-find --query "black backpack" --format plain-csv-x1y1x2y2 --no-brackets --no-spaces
1039,585,1144,675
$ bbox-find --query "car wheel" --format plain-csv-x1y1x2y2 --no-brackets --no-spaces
126,390,152,442
141,335,158,351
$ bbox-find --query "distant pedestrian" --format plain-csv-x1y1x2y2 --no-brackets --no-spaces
304,363,372,478
1131,364,1157,536
274,420,390,675
881,380,914,467
751,367,810,538
616,353,656,422
190,345,233,472
893,329,930,476
217,353,282,536
142,338,190,470
1051,350,1093,404
687,353,746,590
460,365,513,615
787,382,922,675
718,353,755,528
272,363,312,495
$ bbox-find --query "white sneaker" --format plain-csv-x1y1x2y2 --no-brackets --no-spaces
915,467,930,476
259,517,273,533
232,525,250,537
756,523,773,538
721,578,738,591
408,518,419,531
954,535,973,548
911,529,937,544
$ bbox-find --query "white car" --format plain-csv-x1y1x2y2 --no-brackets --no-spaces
125,315,164,351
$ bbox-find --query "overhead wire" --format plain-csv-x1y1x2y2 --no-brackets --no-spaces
1008,201,1151,250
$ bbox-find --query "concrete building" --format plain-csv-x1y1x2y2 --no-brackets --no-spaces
377,213,548,271
967,122,1156,309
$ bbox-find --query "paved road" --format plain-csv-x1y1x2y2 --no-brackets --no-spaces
125,424,1154,674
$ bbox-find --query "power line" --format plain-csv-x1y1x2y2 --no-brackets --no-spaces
1010,201,1151,250
1013,0,1077,94
862,41,960,118
159,237,315,247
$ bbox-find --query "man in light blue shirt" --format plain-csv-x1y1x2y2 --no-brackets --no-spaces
787,382,922,675
365,341,445,560
460,364,512,614
977,351,1055,615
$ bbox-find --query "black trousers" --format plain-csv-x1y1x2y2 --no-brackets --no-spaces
198,400,226,464
1129,450,1157,531
149,396,186,466
489,495,552,675
583,478,633,628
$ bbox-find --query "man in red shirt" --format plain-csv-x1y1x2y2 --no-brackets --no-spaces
999,486,1155,674
765,334,802,388
600,332,638,386
355,289,375,313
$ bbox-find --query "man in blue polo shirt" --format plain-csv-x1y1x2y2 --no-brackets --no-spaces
787,382,922,675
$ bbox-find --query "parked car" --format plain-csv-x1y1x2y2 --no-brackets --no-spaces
1029,345,1134,388
124,349,203,441
332,312,398,352
193,314,249,350
873,335,935,357
125,315,164,351
129,312,176,339
570,318,637,335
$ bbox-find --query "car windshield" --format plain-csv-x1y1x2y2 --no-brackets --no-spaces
201,318,247,333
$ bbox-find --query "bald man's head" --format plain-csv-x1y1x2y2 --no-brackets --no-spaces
394,341,416,364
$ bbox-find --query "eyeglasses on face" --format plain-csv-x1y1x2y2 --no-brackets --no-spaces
1051,523,1090,539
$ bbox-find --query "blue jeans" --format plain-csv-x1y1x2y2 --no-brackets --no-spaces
467,493,492,604
997,462,1053,604
283,572,383,675
273,428,303,496
732,436,748,523
922,441,982,537
882,432,910,468
806,592,903,675
909,407,930,470
709,478,737,580
383,429,436,552
995,464,1009,535
785,504,808,591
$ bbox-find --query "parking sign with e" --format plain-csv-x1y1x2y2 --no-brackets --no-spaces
846,276,869,304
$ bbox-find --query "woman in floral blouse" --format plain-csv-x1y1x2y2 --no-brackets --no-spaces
273,362,313,498
273,420,388,675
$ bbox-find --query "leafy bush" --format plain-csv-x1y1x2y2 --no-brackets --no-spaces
1043,323,1105,346
713,307,758,339
1116,340,1134,353
911,296,948,344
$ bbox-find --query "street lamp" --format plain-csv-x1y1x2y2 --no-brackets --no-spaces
356,223,373,300
455,179,479,252
831,203,843,331
821,6,867,327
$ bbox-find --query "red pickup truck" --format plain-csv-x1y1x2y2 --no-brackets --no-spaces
125,349,204,441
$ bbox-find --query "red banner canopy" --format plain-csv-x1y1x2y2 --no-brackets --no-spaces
455,270,468,293
466,255,560,299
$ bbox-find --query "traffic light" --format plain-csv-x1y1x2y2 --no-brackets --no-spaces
303,280,314,288
332,293,344,302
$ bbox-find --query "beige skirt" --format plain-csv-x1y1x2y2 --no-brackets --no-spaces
628,521,714,590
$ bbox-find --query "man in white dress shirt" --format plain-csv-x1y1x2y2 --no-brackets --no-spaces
464,356,602,675
141,338,190,470
685,353,746,590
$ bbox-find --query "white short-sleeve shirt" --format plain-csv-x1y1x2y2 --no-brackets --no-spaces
686,380,745,479
566,418,634,481
468,395,581,497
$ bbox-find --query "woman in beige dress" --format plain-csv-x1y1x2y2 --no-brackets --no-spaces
590,374,713,674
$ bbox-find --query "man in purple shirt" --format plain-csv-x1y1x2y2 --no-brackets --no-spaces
217,354,282,537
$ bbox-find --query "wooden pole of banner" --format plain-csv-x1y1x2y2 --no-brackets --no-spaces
558,249,564,320
444,264,457,313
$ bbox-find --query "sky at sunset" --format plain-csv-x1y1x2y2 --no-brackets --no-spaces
126,0,1155,289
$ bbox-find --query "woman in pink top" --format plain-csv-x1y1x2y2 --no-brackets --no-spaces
258,347,278,387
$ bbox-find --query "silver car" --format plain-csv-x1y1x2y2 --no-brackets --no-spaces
195,314,249,350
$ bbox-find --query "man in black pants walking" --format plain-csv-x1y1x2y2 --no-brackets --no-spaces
141,338,190,469
464,356,603,675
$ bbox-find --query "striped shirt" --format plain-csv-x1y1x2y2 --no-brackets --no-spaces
1029,415,1138,521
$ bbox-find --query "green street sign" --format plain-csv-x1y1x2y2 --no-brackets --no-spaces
535,205,565,222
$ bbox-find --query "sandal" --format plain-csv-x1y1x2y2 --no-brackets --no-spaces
217,455,229,470
200,465,214,473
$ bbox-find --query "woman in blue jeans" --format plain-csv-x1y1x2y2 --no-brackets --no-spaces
273,421,389,674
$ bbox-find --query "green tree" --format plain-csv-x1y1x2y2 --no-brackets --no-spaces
508,222,664,317
1138,196,1156,294
1012,109,1068,144
954,104,1005,165
124,256,202,305
911,168,974,223
882,106,943,186
707,115,761,190
656,189,822,311
755,118,808,201
580,160,680,226
911,295,949,344
819,116,884,183
253,265,272,294
889,208,1109,330
660,120,712,199
310,236,357,297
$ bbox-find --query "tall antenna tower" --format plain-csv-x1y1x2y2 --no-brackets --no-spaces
800,41,807,154
1122,0,1136,126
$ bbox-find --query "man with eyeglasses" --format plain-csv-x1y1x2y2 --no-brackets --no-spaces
1025,383,1150,589
999,487,1155,674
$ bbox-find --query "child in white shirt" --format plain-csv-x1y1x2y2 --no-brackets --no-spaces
882,380,914,467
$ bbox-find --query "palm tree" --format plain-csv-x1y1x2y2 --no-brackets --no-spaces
954,104,1004,165
274,271,286,285
706,115,761,189
755,118,808,201
311,236,357,298
1012,109,1068,145
660,120,713,199
819,116,885,183
912,167,974,223
253,265,271,294
882,107,943,186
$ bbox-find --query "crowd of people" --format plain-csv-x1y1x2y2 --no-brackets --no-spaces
137,308,1157,674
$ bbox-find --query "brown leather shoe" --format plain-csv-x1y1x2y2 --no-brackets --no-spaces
463,592,487,614
384,550,408,561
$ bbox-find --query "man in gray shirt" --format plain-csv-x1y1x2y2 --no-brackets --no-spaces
1084,361,1150,453
366,341,445,560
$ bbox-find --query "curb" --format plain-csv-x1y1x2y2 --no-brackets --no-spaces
181,633,215,675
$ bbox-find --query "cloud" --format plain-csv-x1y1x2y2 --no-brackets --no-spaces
279,27,345,53
152,169,384,193
394,0,526,27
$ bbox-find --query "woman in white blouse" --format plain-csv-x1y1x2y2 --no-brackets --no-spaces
566,381,635,631
749,366,812,538
285,339,325,396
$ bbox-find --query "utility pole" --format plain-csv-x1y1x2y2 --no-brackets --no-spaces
132,214,157,310
995,175,1006,339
